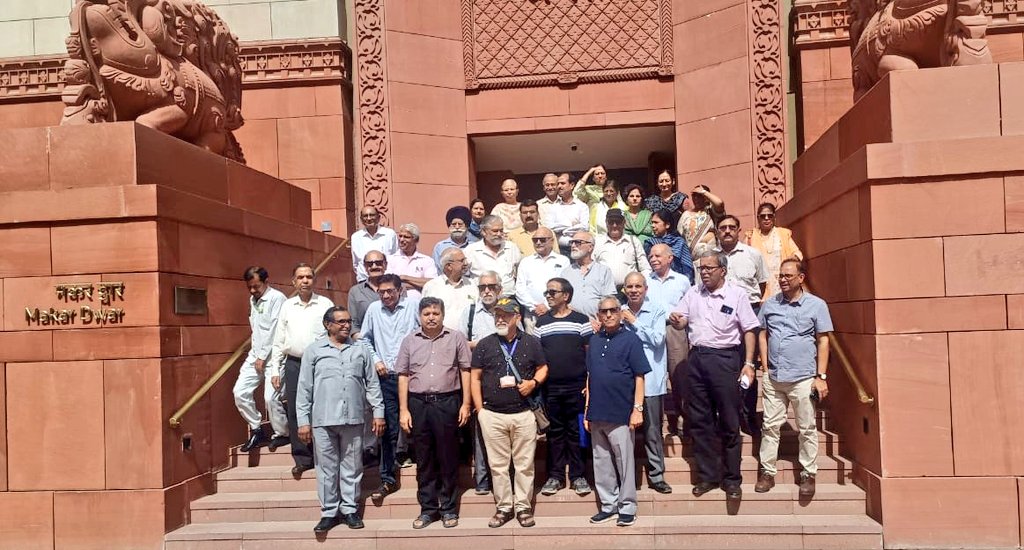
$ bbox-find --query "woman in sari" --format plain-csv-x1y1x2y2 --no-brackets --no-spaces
746,202,803,299
643,209,694,283
622,184,653,244
677,184,726,258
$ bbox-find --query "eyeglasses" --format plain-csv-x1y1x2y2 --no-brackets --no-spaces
378,288,398,295
759,214,775,219
364,260,385,267
329,319,353,325
696,265,723,272
777,274,800,280
478,284,501,292
569,239,593,246
543,289,564,297
597,308,620,315
718,224,739,230
531,237,552,243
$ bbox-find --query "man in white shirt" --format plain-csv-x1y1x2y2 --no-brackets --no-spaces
464,215,522,297
386,222,438,302
548,173,589,254
515,227,568,321
423,248,479,331
234,266,288,452
536,173,560,228
351,206,398,282
593,209,651,287
269,263,335,475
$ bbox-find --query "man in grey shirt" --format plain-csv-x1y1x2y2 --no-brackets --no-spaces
348,250,387,337
297,306,386,534
560,231,616,317
755,259,833,498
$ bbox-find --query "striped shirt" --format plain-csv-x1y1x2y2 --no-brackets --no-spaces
533,310,593,393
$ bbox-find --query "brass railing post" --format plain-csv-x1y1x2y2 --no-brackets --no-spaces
168,238,351,428
803,282,875,406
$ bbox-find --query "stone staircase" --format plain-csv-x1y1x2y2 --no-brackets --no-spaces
165,409,882,549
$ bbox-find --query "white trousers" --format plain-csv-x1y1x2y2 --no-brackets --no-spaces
759,376,818,476
232,355,289,437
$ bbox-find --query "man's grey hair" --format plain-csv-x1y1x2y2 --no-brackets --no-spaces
398,223,420,240
698,249,729,269
599,295,622,308
479,270,501,288
479,215,503,230
439,247,463,268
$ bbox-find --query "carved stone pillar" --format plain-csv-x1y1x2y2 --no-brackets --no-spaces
749,0,789,206
353,0,395,225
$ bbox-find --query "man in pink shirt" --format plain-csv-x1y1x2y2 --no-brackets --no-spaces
669,250,758,501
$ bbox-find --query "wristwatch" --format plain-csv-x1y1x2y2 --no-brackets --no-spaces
633,403,644,412
816,373,828,380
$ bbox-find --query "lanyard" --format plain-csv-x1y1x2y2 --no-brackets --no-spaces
500,338,519,376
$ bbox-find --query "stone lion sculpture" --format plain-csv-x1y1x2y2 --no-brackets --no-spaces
61,0,245,162
850,0,992,100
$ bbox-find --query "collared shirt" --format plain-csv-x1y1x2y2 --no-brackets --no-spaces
386,250,439,302
547,198,589,242
422,275,479,331
644,232,694,283
269,293,335,376
249,286,286,361
645,269,691,311
464,240,522,296
515,251,570,310
394,328,471,394
457,300,496,342
351,226,399,281
507,226,537,256
537,196,559,228
432,234,477,272
359,297,420,372
715,242,770,305
758,291,833,383
585,328,651,425
347,281,379,333
621,299,668,397
593,234,652,286
297,338,384,427
471,332,546,414
560,261,616,317
674,282,759,348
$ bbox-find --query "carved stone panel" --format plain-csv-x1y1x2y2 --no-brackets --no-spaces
461,0,673,89
354,0,394,225
751,0,788,206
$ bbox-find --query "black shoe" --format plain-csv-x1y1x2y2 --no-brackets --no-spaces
267,436,290,452
649,481,673,494
240,429,267,452
691,482,719,497
291,464,314,478
616,513,636,527
313,516,340,534
340,513,364,529
589,510,617,524
724,485,742,500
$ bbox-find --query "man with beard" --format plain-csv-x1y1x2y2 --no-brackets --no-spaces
432,206,478,272
465,215,522,297
559,231,616,318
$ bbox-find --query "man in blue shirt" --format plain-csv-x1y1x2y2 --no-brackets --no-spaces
621,272,671,495
755,259,833,497
432,206,478,272
358,273,420,500
645,243,692,440
585,296,651,527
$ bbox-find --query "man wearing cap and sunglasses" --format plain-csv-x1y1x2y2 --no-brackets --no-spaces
471,296,549,529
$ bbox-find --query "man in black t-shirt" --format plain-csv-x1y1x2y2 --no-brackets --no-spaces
471,297,549,529
533,277,593,497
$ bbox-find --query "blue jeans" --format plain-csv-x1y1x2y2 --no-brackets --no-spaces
379,373,400,485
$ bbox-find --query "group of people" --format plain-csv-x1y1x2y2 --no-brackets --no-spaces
230,166,833,534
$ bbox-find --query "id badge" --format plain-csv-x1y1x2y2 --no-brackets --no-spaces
720,305,734,315
499,375,516,388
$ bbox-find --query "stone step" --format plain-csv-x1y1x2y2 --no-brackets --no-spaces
215,454,854,493
188,483,866,524
166,513,882,550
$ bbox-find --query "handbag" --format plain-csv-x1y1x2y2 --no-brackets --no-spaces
498,342,550,433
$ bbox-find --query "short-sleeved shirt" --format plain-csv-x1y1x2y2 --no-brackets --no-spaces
386,250,439,302
585,328,651,425
351,227,398,281
394,328,471,394
471,333,546,414
422,275,479,331
465,240,522,297
645,269,691,311
560,261,616,317
758,291,834,383
715,242,770,305
674,282,759,348
533,310,592,393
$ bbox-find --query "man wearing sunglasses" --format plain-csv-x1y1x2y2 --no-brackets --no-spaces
559,231,616,317
348,251,387,339
515,227,568,322
296,306,385,534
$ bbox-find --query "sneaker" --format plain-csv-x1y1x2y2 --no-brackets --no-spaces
397,454,414,469
754,471,775,493
799,471,816,497
589,510,617,524
571,477,592,496
540,478,564,496
616,514,636,527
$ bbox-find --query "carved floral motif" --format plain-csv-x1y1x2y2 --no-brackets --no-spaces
751,0,788,206
461,0,673,89
354,0,393,225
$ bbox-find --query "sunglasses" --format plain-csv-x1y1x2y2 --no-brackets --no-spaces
531,237,552,243
478,284,501,291
598,308,620,315
543,289,564,296
364,260,385,267
759,214,775,219
569,239,593,246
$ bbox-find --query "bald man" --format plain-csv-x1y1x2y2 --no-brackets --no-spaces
645,243,692,440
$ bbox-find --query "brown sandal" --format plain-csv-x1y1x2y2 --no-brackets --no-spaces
488,510,514,528
516,511,535,528
442,514,459,528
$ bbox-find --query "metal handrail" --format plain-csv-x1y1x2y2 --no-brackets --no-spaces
168,237,351,428
802,283,875,406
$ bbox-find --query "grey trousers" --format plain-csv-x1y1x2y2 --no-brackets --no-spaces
591,421,637,515
642,395,666,484
313,424,364,517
